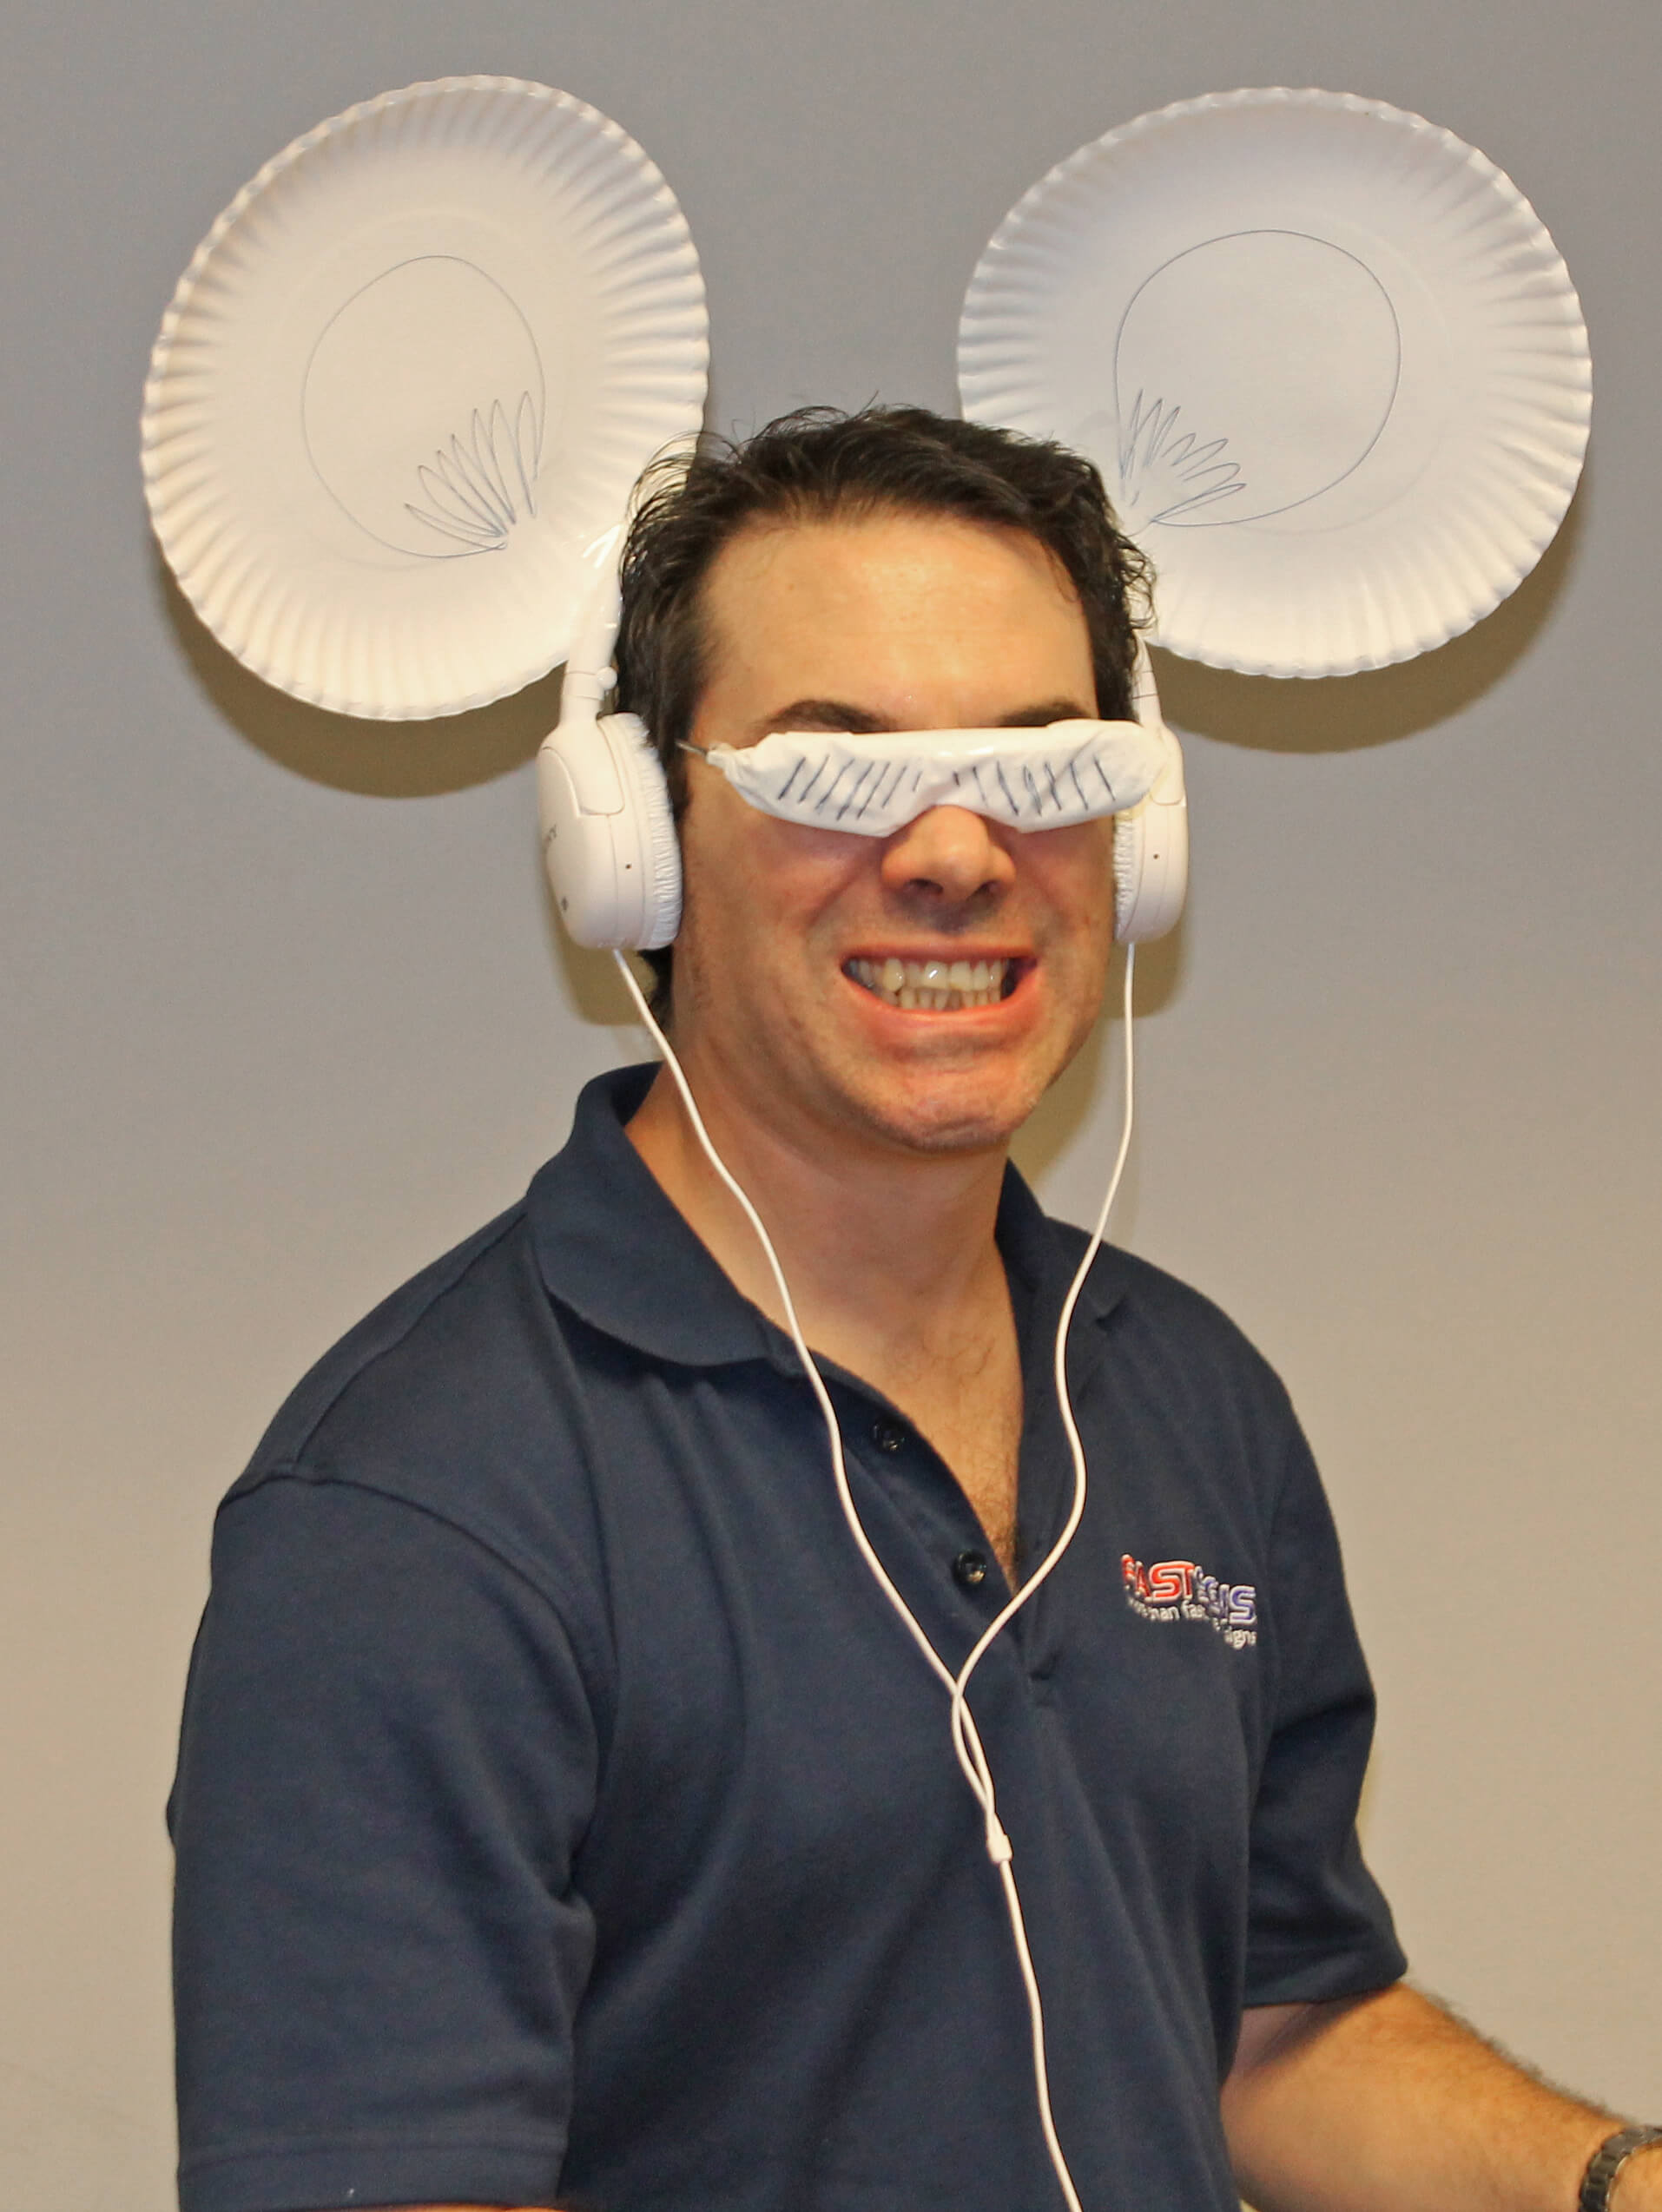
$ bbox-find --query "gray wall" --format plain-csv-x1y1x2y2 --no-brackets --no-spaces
3,3,1657,2203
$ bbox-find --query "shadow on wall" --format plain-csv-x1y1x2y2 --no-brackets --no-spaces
155,555,558,797
1150,472,1586,754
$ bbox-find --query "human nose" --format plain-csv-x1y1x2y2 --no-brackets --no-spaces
879,805,1016,904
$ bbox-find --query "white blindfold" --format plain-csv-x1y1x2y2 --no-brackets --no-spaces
681,717,1163,836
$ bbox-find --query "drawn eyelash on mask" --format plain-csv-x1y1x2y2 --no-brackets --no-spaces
833,758,885,823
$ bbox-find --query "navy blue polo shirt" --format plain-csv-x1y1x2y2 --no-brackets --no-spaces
171,1063,1403,2212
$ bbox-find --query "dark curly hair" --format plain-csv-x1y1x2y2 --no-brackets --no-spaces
611,405,1152,1013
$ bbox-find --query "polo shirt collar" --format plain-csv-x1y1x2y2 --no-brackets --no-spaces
527,1063,1126,1370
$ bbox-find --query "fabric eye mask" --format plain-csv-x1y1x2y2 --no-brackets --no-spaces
680,718,1164,836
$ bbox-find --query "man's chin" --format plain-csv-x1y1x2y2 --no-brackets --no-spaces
832,1064,1052,1160
825,1002,1100,1158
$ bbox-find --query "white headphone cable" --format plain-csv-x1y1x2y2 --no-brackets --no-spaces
612,944,1138,2212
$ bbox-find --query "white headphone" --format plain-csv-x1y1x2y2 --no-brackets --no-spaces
538,558,1188,952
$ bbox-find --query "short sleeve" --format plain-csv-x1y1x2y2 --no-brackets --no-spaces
170,1471,600,2212
1243,1424,1408,2008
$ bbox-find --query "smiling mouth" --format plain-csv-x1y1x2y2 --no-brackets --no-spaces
844,956,1020,1011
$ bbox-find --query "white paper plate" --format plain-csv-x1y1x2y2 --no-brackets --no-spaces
959,89,1591,676
142,77,709,718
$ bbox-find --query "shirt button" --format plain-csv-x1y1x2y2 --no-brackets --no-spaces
953,1549,990,1589
871,1419,907,1453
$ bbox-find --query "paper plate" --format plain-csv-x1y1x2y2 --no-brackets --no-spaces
958,89,1591,676
142,77,709,718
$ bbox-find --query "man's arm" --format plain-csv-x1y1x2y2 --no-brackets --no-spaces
1223,1984,1661,2211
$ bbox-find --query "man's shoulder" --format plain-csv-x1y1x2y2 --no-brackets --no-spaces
232,1197,551,1498
214,1174,637,1635
1019,1182,1284,1385
231,1066,670,1506
1089,1231,1273,1358
1025,1198,1303,1469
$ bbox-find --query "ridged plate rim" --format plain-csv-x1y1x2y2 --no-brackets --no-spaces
142,76,709,719
959,87,1591,677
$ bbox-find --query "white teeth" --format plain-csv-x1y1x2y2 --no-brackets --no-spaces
847,957,1012,1011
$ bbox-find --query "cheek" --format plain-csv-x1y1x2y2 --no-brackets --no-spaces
676,800,865,963
1032,827,1118,946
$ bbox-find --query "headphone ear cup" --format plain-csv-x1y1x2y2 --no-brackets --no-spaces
1112,723,1189,943
538,711,683,951
606,714,683,950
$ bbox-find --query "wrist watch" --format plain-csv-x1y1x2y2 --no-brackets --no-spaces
1580,2126,1662,2211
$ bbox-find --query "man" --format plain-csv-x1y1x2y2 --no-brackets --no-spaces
169,408,1659,2212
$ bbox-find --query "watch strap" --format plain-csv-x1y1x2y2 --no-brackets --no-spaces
1580,2126,1662,2212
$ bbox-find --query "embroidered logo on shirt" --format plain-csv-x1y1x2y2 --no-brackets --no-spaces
1120,1555,1257,1649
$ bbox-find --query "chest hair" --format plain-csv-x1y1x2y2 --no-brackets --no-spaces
869,1309,1026,1584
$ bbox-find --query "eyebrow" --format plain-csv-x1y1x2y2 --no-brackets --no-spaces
755,695,1094,738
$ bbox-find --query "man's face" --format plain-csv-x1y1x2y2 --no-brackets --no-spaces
670,508,1118,1160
